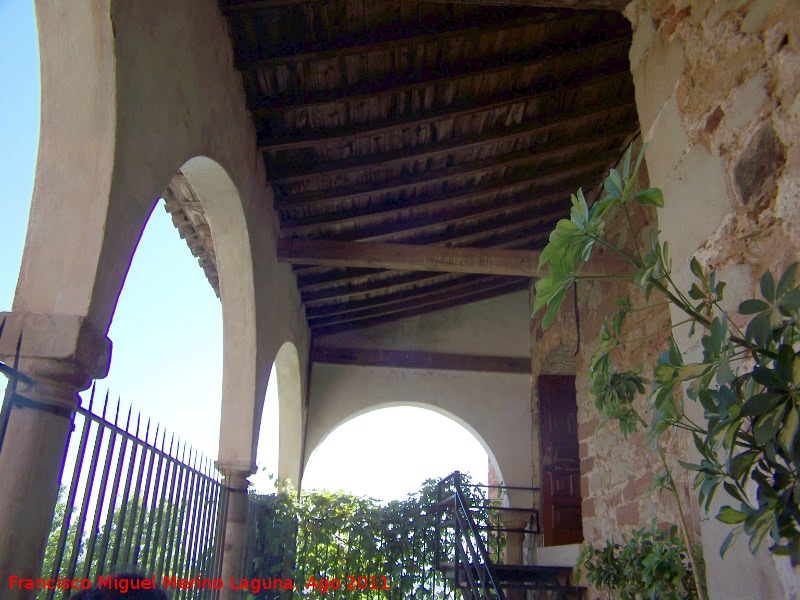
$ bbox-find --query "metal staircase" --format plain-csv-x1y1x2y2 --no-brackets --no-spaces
435,472,585,600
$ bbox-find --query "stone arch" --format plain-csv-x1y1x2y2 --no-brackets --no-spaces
178,158,263,473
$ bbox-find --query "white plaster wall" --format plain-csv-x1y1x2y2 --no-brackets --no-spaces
305,363,534,506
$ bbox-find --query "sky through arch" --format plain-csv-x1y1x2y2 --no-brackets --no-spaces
302,406,489,503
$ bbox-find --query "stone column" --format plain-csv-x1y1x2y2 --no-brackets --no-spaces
216,462,255,598
0,313,110,600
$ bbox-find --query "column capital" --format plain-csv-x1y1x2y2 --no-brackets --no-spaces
215,461,256,490
0,312,112,409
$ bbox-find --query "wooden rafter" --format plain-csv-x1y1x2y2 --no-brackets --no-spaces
249,35,629,114
311,278,531,334
279,155,616,239
273,103,634,209
258,68,631,152
234,11,573,70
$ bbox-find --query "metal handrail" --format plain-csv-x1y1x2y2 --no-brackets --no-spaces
436,471,507,600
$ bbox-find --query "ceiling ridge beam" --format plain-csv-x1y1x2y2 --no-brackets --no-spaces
309,346,532,375
249,35,629,115
234,11,574,70
258,68,631,151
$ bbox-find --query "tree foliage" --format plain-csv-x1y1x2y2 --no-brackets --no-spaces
245,476,501,600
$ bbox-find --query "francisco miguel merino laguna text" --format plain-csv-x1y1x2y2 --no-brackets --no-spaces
8,574,391,594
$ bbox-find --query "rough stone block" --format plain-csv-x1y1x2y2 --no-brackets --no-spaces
615,502,640,527
644,97,688,186
734,122,787,208
633,32,687,137
0,312,111,381
659,145,735,268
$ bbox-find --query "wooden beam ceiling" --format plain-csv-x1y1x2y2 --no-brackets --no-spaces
215,1,639,334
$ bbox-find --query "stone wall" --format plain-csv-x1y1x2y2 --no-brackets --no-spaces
625,0,799,597
530,152,694,557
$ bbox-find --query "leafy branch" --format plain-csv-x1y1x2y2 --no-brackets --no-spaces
534,142,800,594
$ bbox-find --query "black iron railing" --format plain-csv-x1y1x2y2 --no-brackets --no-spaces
38,390,227,599
436,471,507,600
0,320,227,599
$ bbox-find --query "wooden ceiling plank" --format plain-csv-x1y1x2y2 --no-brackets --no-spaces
309,276,522,326
276,132,626,219
280,154,616,238
249,35,628,115
235,11,575,70
221,0,329,12
311,279,531,333
310,346,531,374
305,274,510,317
258,68,630,152
302,271,465,303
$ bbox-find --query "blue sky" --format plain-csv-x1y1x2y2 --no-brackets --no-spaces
0,1,488,501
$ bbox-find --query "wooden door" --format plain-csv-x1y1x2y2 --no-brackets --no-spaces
539,375,583,546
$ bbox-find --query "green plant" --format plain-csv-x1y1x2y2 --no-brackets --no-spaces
576,522,700,600
534,144,800,575
245,476,491,599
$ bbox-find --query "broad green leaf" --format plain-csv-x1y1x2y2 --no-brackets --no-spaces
739,299,769,315
753,404,787,444
676,363,709,381
720,526,742,558
741,392,783,417
690,257,704,279
605,169,622,195
717,506,747,524
776,262,798,298
723,481,745,503
760,269,776,303
778,404,799,452
779,288,800,312
622,144,632,179
634,188,664,207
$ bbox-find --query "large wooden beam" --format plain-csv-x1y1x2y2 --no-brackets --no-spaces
280,239,540,276
310,346,531,374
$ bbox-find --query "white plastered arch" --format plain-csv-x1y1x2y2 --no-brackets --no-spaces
304,363,534,509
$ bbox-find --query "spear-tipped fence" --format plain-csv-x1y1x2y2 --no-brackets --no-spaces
0,320,227,599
